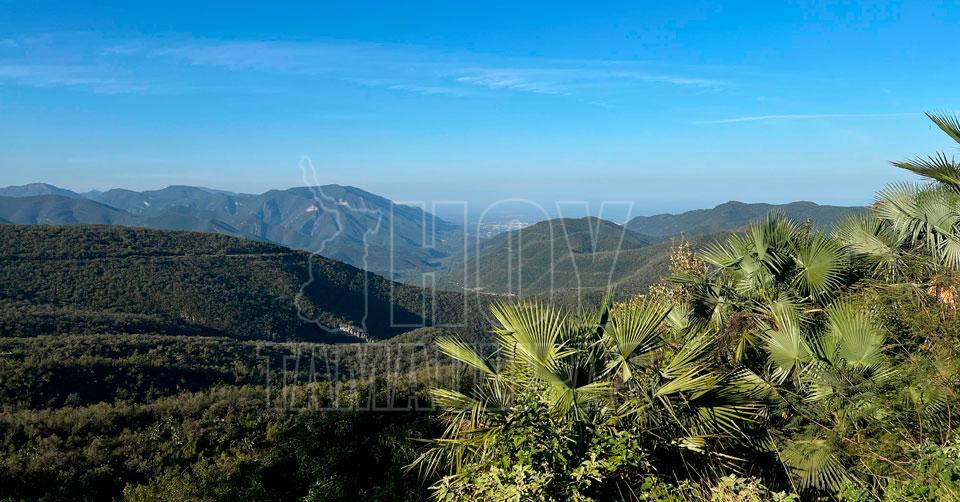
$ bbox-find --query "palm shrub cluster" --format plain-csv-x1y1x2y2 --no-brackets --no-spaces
410,298,776,500
416,112,960,501
688,214,958,497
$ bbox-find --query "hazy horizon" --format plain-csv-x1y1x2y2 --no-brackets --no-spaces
0,179,871,225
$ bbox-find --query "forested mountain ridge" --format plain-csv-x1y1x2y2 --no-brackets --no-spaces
0,184,462,279
0,182,85,199
626,200,864,237
0,225,489,342
0,195,136,225
438,217,664,295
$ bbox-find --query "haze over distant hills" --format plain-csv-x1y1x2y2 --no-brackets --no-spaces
437,217,732,296
439,217,652,295
0,182,88,199
0,183,865,296
0,183,460,279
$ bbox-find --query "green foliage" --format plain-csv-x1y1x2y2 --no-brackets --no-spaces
0,224,491,341
415,113,960,501
414,298,767,499
707,475,798,502
441,216,728,300
880,436,960,501
0,385,438,501
5,113,960,501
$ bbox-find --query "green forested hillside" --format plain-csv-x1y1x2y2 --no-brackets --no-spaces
438,217,723,297
0,225,477,501
0,182,84,198
0,225,490,341
626,200,863,237
0,195,135,225
0,380,442,500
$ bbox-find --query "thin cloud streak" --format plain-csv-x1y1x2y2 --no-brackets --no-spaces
453,67,731,96
157,39,735,96
693,112,918,124
0,64,144,93
385,83,470,97
0,33,737,98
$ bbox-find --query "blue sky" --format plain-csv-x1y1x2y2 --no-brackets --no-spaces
0,1,958,214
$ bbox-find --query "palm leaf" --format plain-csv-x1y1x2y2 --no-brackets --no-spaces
436,337,497,377
603,299,670,381
835,214,902,277
927,111,960,145
893,152,960,189
792,233,845,299
779,437,852,491
491,301,567,369
821,301,886,370
761,300,811,383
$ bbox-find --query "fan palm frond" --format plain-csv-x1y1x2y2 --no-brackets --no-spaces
687,369,768,435
927,111,960,145
889,112,960,188
760,299,811,383
491,301,568,369
835,214,903,277
903,381,951,429
874,182,960,269
819,301,886,371
436,336,497,377
792,233,846,300
603,299,670,381
893,152,960,189
779,437,852,491
700,240,743,269
875,182,922,234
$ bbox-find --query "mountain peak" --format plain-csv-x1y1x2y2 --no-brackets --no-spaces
0,183,82,199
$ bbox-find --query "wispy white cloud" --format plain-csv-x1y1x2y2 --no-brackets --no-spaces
455,69,571,95
628,73,730,86
153,39,734,97
0,33,738,98
384,83,470,97
348,77,475,97
150,40,383,71
0,64,143,93
453,67,730,96
693,112,918,124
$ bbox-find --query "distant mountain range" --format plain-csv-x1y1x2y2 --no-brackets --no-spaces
0,183,460,279
0,183,865,296
433,201,863,296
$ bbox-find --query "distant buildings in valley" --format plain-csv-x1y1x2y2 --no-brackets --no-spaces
337,323,370,342
475,219,530,238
